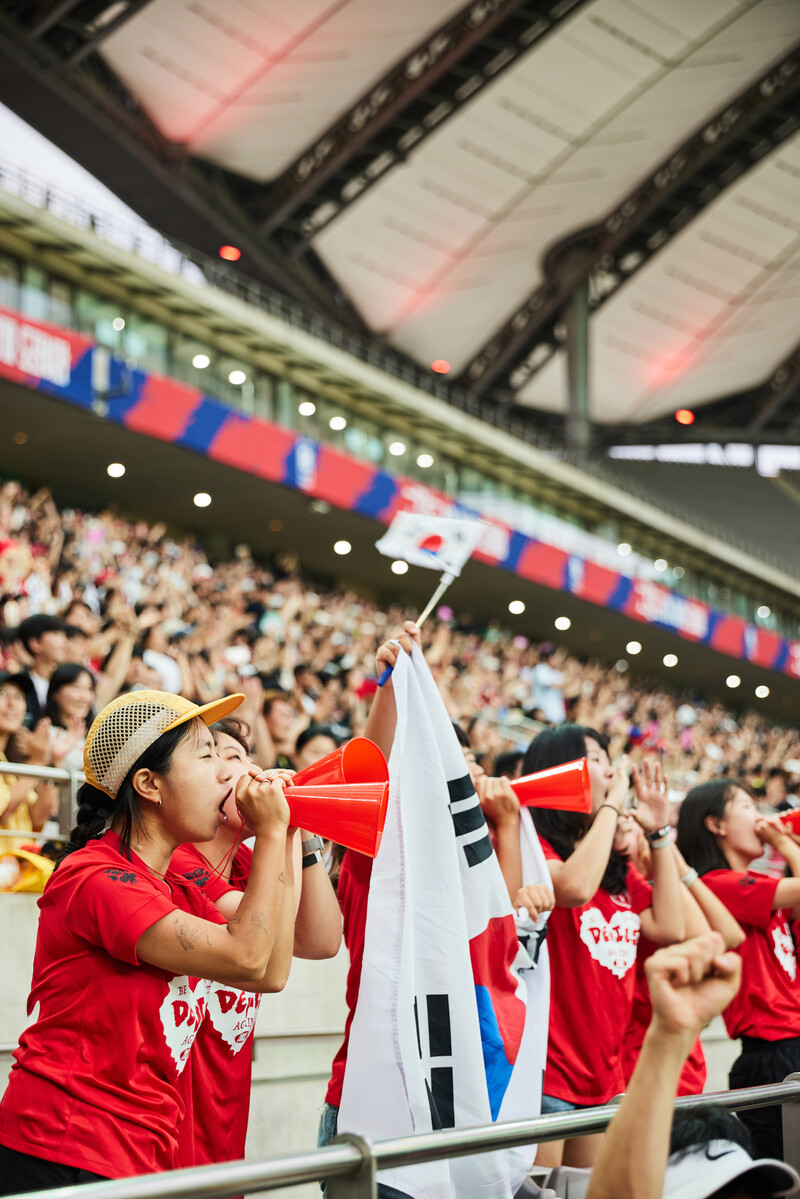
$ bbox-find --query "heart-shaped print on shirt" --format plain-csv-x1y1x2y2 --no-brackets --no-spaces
772,921,797,981
158,975,211,1074
207,984,261,1054
578,908,641,979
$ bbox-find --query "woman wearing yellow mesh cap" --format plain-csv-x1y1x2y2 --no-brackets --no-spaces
0,688,295,1194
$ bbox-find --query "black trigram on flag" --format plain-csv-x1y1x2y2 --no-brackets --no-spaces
447,773,493,868
415,993,454,1130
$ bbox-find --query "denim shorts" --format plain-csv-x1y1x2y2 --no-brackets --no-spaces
541,1093,581,1115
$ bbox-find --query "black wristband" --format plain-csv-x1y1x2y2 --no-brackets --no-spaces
302,849,323,870
646,824,671,845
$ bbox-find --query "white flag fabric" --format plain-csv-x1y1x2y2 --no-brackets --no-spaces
375,512,485,576
338,646,548,1198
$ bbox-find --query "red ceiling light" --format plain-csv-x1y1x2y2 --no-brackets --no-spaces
431,359,451,374
219,245,241,262
675,408,695,425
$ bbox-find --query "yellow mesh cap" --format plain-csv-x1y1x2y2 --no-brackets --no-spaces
84,689,244,799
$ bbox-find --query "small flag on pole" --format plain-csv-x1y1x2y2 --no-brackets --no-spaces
375,512,485,577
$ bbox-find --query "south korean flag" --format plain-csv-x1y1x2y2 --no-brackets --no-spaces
375,512,485,576
338,645,546,1199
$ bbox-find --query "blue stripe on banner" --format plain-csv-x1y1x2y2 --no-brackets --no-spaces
474,984,513,1120
703,610,721,646
176,398,232,452
502,530,529,573
607,574,633,611
102,363,147,424
353,471,398,518
773,641,790,672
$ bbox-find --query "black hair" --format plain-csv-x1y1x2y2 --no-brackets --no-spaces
495,750,523,779
45,663,95,728
669,1105,753,1159
57,721,193,866
210,716,251,754
17,614,64,655
453,723,470,748
295,724,338,754
676,780,742,876
523,724,629,895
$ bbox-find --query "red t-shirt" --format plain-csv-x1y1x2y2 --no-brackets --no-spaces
621,928,707,1096
702,870,800,1041
0,831,224,1179
540,837,652,1105
325,849,372,1107
171,842,260,1167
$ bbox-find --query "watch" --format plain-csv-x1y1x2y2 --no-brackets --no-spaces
302,834,324,870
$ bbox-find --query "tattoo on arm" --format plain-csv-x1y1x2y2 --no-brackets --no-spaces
173,916,210,952
278,871,285,884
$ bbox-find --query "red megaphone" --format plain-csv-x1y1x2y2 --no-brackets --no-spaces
510,757,592,813
286,782,389,858
292,737,388,787
780,810,800,834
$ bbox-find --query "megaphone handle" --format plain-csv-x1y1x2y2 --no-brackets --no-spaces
377,571,456,688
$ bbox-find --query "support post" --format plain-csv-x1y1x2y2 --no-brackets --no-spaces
327,1133,377,1199
782,1073,800,1173
565,281,590,464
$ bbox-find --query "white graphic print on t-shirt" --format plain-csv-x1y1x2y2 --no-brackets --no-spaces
579,908,641,979
159,975,211,1073
207,984,261,1053
772,921,797,981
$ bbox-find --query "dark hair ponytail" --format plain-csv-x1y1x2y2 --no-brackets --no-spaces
676,780,740,876
57,721,194,866
524,724,629,895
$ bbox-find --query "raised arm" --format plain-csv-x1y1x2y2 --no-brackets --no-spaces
546,759,629,907
632,761,684,946
363,621,421,761
292,830,343,959
672,844,745,948
586,934,741,1199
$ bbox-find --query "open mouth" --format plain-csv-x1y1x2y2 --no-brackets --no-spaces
218,788,232,824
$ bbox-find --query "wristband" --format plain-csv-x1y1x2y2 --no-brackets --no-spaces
681,867,699,887
649,835,671,850
646,824,671,845
598,803,622,817
301,835,324,855
302,849,323,869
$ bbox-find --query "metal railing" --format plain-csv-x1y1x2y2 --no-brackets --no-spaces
0,761,82,840
5,1075,800,1199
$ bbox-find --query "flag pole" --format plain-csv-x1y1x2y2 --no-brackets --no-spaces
378,569,456,687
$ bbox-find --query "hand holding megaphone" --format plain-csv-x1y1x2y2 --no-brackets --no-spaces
235,769,291,837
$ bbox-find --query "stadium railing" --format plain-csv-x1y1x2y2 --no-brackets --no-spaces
4,1077,800,1199
0,761,81,841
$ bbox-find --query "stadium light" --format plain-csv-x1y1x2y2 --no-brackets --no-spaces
663,653,678,667
228,370,246,385
726,675,741,689
193,492,212,508
554,616,571,631
112,317,125,332
756,605,771,619
431,360,450,374
391,560,409,575
673,566,685,579
298,401,316,416
508,600,525,615
333,540,351,555
219,245,241,261
329,416,347,431
388,441,406,456
192,354,210,369
626,641,642,655
417,453,434,468
755,685,770,699
617,542,632,556
675,409,695,425
106,463,125,478
654,558,668,572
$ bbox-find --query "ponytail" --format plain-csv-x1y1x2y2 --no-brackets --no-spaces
57,721,195,866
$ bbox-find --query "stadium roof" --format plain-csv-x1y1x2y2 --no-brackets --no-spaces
0,0,798,445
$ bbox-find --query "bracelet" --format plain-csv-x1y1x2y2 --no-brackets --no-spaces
646,824,671,845
598,803,622,817
301,835,324,855
681,867,699,887
302,849,323,870
649,834,671,851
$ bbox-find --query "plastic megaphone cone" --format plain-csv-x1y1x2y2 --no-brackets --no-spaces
292,737,388,788
510,757,591,813
286,782,389,858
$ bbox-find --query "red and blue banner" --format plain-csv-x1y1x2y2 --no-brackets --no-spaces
1,301,798,681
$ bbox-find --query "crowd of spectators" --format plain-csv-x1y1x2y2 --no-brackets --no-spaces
1,476,799,848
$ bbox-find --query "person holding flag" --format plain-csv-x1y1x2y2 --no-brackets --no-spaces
322,623,554,1199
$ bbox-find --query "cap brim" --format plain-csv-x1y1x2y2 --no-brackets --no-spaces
664,1143,800,1199
162,693,245,735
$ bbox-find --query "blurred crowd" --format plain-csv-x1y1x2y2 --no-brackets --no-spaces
1,477,799,849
